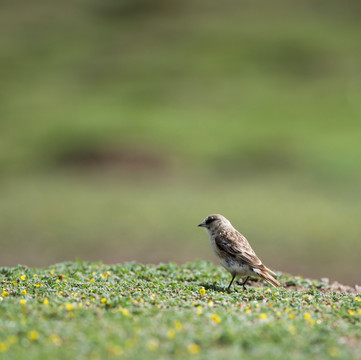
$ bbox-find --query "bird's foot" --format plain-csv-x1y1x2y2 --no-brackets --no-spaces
236,276,249,291
236,282,247,291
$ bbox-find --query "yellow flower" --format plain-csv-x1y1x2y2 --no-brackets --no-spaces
307,318,315,325
196,305,202,315
43,299,49,305
285,307,291,313
259,313,267,320
348,310,355,315
49,334,62,346
167,329,176,339
106,271,111,276
90,279,95,283
289,313,296,319
264,288,271,294
35,283,42,288
120,308,130,317
125,338,136,348
19,299,26,306
354,296,361,302
357,309,361,315
28,330,39,341
101,298,107,304
328,347,340,357
78,303,83,309
188,343,200,355
147,339,159,351
0,342,9,352
100,273,107,279
199,287,206,295
65,303,74,311
208,300,214,307
174,321,183,331
2,291,9,297
33,274,37,278
268,302,274,307
304,312,311,320
20,275,26,281
21,289,27,295
288,324,296,335
210,314,221,323
107,345,123,356
7,335,18,345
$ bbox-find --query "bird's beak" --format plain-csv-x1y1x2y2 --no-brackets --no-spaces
198,221,206,227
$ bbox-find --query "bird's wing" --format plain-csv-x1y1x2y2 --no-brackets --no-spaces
214,232,265,270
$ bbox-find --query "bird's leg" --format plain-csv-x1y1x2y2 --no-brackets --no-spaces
226,274,236,293
236,276,250,291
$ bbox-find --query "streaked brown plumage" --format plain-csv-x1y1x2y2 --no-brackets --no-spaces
198,214,281,292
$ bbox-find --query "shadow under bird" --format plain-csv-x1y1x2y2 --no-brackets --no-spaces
198,214,281,292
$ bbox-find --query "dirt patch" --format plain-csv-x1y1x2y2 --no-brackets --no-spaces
246,279,360,294
313,281,361,295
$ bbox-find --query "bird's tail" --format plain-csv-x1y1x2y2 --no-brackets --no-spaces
264,266,277,278
254,268,281,287
261,271,281,287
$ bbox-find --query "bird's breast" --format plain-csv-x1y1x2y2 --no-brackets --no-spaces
209,235,220,256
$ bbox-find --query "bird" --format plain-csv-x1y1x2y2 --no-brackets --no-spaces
198,214,281,292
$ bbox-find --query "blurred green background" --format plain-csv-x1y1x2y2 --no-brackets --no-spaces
1,0,361,285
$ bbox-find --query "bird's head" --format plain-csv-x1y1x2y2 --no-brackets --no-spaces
198,214,232,234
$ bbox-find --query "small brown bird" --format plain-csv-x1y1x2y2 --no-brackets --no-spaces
198,214,280,292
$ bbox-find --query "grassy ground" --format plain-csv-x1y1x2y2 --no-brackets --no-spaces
1,261,360,359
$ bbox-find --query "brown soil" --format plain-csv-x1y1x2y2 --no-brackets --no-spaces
247,278,360,295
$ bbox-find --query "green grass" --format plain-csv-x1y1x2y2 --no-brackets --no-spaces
1,261,360,359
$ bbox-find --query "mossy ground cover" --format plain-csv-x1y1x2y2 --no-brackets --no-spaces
1,261,360,359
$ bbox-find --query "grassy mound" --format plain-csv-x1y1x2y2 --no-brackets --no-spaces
0,261,360,359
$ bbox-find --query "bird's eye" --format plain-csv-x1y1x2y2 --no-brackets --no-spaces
205,218,217,225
